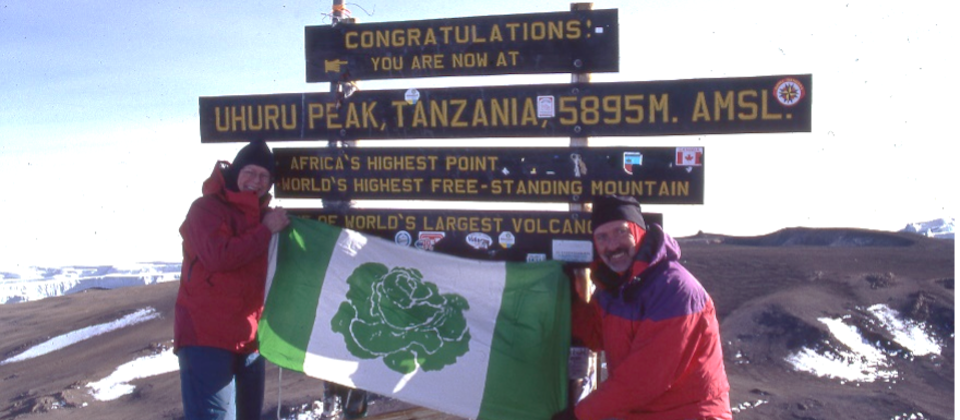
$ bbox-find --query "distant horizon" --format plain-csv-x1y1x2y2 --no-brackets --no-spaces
0,217,952,269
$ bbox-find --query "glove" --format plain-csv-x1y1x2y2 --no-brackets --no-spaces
551,407,578,420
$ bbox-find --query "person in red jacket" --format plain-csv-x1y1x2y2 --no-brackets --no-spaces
175,139,289,420
554,195,732,420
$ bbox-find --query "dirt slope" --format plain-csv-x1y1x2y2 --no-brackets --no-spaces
0,228,953,420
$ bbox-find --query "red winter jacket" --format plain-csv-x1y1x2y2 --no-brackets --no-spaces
174,162,274,354
572,225,732,420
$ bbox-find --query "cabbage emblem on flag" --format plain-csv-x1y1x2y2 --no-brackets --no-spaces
331,263,471,374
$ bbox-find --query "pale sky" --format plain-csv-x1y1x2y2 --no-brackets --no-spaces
0,0,954,266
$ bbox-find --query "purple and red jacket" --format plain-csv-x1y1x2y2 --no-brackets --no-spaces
572,224,732,420
174,162,273,354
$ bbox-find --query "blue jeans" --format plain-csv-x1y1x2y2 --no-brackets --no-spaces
178,346,265,420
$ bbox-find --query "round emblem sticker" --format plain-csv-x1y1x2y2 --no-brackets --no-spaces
394,231,412,247
498,231,516,249
773,78,805,107
405,88,421,105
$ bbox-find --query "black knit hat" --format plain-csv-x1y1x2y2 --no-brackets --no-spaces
592,195,646,231
232,139,275,176
225,139,275,192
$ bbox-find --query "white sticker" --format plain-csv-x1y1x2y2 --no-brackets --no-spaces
466,232,493,250
405,88,421,105
537,96,555,118
551,240,593,263
526,254,547,263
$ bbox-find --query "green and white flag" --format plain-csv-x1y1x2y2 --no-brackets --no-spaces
259,217,570,420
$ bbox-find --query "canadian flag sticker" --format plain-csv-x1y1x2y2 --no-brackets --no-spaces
676,147,703,166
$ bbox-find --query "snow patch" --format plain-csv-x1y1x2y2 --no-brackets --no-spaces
0,263,180,304
731,399,769,414
867,304,941,356
891,412,928,419
900,218,955,239
87,348,179,401
785,304,941,383
0,307,160,365
786,316,898,382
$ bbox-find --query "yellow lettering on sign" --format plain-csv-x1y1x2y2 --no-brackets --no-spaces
738,90,758,120
715,91,734,121
692,93,710,122
504,217,590,234
411,54,444,70
326,103,341,129
505,23,521,40
490,99,510,126
344,19,584,52
430,100,448,127
344,215,400,230
391,100,407,128
589,180,689,197
352,178,424,193
452,52,489,68
214,105,297,132
362,102,379,129
450,99,468,128
345,103,361,128
472,99,489,126
407,28,421,47
521,98,537,126
279,177,338,192
430,178,479,194
444,156,499,171
649,94,669,123
423,28,437,45
366,155,438,171
692,91,761,122
565,20,582,39
488,179,589,196
412,101,429,128
307,103,323,129
489,25,503,42
557,94,674,126
422,216,503,232
371,56,403,71
590,180,657,196
760,89,782,120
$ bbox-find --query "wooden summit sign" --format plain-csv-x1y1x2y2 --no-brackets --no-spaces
199,74,811,142
273,146,704,204
291,208,663,264
305,9,619,82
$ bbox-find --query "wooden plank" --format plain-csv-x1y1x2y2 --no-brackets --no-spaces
198,75,812,142
305,9,619,82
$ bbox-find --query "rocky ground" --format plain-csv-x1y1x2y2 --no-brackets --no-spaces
0,227,953,420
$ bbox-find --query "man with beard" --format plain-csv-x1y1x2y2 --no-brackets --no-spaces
553,195,731,420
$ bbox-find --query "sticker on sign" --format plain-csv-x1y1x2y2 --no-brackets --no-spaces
552,240,593,263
